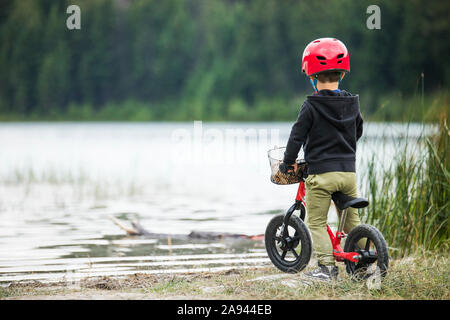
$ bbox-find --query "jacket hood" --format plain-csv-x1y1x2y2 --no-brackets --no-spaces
306,89,360,126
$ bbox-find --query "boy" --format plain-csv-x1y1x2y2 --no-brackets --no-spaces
279,38,363,281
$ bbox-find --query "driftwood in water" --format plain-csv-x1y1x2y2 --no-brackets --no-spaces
110,217,264,240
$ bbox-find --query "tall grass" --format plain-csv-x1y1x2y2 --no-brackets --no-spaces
363,110,449,257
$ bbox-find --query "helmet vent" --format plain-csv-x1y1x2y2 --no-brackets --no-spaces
337,60,342,64
316,56,326,60
336,54,344,59
320,62,326,65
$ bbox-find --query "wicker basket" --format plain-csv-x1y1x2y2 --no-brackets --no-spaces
268,147,306,185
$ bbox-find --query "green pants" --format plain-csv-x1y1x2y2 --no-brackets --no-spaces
305,171,362,266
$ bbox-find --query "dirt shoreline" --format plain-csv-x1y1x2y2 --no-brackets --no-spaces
2,253,449,300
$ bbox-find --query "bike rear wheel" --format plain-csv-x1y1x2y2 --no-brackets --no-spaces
344,224,389,280
265,214,312,273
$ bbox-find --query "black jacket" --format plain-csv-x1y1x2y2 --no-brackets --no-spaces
283,89,363,174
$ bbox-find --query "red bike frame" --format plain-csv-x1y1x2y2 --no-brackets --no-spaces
296,181,360,263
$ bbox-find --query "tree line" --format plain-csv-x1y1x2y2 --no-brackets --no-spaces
0,0,448,121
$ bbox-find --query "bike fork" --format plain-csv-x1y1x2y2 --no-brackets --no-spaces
280,201,305,236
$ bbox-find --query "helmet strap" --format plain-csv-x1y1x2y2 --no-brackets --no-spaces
309,77,318,92
338,72,345,85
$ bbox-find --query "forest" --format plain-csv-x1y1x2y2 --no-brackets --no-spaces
0,0,448,121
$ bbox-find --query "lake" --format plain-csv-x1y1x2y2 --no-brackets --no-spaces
0,122,429,283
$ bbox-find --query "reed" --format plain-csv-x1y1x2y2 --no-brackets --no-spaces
362,111,449,257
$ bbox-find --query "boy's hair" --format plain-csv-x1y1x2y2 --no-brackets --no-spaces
316,71,342,83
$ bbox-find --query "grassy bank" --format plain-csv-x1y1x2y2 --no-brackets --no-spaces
362,111,449,257
1,252,448,300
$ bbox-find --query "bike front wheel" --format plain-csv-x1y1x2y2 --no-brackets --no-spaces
265,214,312,273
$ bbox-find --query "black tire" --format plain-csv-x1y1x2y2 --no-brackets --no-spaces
344,224,389,280
265,214,312,273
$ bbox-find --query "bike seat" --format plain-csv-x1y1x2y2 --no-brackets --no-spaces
331,192,369,210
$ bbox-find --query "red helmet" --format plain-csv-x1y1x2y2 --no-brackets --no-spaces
301,38,350,77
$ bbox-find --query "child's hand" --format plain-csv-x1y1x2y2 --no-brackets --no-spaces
279,162,298,174
290,162,299,173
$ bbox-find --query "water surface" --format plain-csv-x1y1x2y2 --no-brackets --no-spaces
0,122,428,283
